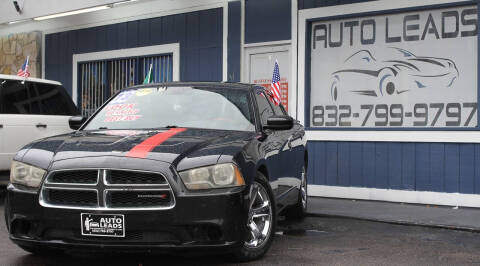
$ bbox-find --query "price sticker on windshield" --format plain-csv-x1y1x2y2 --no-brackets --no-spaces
111,90,135,104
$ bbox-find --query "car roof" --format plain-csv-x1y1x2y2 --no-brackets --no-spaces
0,74,62,86
123,81,262,91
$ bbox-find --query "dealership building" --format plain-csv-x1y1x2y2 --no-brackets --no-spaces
1,0,479,207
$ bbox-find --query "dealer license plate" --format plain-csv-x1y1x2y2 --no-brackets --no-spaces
81,213,125,237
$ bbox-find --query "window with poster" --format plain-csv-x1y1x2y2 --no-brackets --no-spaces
245,44,291,112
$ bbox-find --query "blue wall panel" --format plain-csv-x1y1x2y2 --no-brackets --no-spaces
387,143,402,190
138,20,150,47
326,142,338,185
459,145,475,194
338,143,350,186
375,143,388,189
315,142,327,185
430,144,445,192
415,143,430,191
45,8,223,96
401,144,415,190
444,144,459,193
475,145,480,194
362,143,375,188
228,1,241,82
149,17,162,44
245,0,291,43
307,141,480,195
349,142,363,187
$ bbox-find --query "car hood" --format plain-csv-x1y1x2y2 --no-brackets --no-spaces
16,128,256,170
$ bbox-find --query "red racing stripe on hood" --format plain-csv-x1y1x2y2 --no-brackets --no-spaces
126,128,187,158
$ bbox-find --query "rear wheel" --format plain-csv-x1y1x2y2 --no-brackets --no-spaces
233,173,276,261
286,166,307,219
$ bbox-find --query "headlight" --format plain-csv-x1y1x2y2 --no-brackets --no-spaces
10,161,46,188
179,163,245,190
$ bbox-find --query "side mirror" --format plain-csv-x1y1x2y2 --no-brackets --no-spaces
264,115,294,130
69,116,87,130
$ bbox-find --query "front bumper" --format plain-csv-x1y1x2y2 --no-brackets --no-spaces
5,184,248,253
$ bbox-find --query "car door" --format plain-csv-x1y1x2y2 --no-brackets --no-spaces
31,82,78,139
268,98,302,201
1,80,77,171
1,80,43,170
254,91,282,195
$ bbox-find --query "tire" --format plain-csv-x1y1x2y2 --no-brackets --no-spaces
233,172,276,262
17,245,60,256
286,166,307,219
4,192,9,232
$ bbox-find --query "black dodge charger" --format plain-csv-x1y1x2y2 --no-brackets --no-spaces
4,82,307,261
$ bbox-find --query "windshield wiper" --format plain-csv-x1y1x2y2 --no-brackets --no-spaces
98,127,108,130
164,125,179,128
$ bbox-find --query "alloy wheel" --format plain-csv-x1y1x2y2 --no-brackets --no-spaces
245,182,273,248
301,167,307,209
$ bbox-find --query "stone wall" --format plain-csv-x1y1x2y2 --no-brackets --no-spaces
0,31,41,78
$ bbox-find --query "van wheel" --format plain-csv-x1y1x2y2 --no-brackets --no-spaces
233,172,276,261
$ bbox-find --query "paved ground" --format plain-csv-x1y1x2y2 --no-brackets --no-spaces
308,197,480,232
1,191,480,265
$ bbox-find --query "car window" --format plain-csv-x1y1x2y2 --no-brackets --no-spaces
0,79,78,115
0,79,37,114
84,86,256,132
33,83,78,115
270,100,286,116
255,91,274,126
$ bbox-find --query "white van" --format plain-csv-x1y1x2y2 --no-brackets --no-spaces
0,75,78,185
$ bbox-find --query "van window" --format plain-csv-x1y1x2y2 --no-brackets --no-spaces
34,82,78,115
0,79,78,115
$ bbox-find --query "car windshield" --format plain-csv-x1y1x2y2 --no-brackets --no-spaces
83,86,255,132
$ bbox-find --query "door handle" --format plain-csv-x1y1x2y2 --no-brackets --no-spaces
36,123,47,128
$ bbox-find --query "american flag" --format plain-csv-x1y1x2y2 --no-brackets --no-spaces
17,56,30,78
270,61,281,105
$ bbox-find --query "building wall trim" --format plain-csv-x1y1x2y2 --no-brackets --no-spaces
72,43,180,104
309,184,480,208
307,131,480,143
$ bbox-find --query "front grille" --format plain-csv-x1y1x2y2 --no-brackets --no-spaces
107,170,167,185
107,190,171,208
48,170,98,184
40,169,175,210
45,189,97,207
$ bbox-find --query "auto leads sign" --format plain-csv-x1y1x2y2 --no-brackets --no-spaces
310,6,478,128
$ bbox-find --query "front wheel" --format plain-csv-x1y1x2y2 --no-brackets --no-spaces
233,173,276,261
